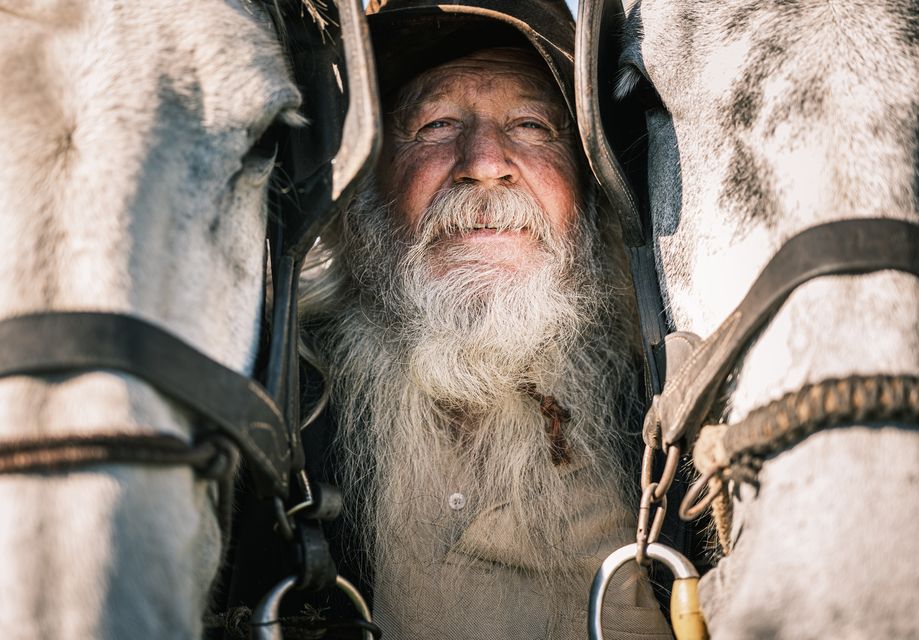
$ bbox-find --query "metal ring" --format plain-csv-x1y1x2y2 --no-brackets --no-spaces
649,494,667,544
250,575,298,640
285,475,316,520
636,483,658,542
285,500,314,520
640,444,655,490
272,497,295,541
589,542,699,640
653,444,682,501
679,467,722,521
636,484,668,563
336,575,375,640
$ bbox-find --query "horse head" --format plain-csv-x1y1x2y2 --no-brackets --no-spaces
580,0,919,637
0,1,377,636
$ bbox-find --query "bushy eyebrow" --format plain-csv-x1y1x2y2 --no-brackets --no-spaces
386,54,567,120
388,78,571,133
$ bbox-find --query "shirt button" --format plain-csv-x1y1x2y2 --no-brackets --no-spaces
448,492,467,510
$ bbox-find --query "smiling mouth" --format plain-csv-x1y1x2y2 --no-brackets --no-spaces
469,223,521,231
461,223,530,234
452,227,533,243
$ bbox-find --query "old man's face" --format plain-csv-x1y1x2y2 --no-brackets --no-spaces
377,47,581,273
310,42,637,599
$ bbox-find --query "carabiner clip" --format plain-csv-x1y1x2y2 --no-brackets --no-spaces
588,542,708,640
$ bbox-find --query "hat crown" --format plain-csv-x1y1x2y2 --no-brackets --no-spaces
367,0,573,28
366,0,575,115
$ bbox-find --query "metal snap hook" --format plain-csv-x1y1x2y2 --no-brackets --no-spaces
250,575,297,640
250,574,377,640
588,542,708,640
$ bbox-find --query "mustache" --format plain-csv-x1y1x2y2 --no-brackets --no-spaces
412,184,557,250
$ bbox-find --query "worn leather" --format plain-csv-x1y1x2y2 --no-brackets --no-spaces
574,0,670,407
0,312,291,497
655,218,919,448
367,0,576,115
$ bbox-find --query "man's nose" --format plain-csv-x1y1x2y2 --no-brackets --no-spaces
452,121,517,186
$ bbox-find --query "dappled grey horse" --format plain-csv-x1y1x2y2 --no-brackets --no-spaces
579,0,919,638
0,1,376,637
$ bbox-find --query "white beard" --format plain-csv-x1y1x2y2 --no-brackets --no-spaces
300,182,640,581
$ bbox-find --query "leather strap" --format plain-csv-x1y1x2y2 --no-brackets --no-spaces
630,244,670,399
0,433,232,476
652,218,919,448
576,0,703,574
0,312,291,498
574,0,644,246
574,0,670,401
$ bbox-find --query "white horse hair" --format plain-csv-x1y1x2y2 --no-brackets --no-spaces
0,1,303,637
618,0,919,637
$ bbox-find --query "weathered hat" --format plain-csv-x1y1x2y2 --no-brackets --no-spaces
365,0,577,119
365,0,644,239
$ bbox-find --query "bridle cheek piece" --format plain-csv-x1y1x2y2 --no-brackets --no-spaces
645,219,919,523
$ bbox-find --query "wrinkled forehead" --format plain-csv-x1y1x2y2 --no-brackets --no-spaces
390,47,566,116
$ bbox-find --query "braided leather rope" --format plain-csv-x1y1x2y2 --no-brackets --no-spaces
684,374,919,554
0,434,231,476
0,433,239,534
724,374,919,480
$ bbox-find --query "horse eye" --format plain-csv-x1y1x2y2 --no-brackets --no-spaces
635,77,666,112
616,62,667,113
246,121,286,163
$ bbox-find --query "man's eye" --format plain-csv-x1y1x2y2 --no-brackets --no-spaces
511,120,554,141
415,118,460,141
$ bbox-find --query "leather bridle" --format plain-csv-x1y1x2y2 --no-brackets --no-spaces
0,0,381,636
0,312,288,534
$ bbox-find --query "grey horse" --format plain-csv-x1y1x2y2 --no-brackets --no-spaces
588,0,919,638
0,1,367,637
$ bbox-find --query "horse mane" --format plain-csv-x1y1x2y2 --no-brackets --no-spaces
257,0,335,45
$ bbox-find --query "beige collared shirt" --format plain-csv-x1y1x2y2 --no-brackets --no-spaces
372,460,674,639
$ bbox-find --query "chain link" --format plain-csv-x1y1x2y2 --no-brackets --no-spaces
635,444,681,563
